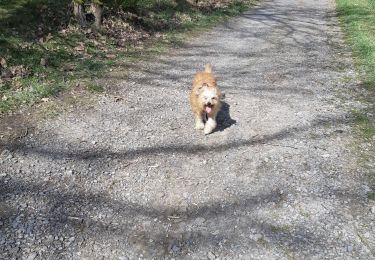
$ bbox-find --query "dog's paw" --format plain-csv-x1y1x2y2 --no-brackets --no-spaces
204,126,214,135
204,118,216,134
195,121,205,130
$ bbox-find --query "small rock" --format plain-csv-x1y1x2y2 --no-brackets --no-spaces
252,233,263,241
194,217,206,225
91,141,97,145
171,244,180,253
1,149,11,158
26,253,37,260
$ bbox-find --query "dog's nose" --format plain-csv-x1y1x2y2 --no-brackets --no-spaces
207,102,212,106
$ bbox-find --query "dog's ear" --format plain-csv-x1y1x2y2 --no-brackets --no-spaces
195,83,208,96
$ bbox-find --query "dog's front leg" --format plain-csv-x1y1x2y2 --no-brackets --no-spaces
195,113,205,130
204,114,217,134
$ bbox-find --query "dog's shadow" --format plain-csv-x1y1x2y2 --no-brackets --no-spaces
215,101,236,132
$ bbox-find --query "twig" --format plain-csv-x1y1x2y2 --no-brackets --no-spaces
263,143,299,150
167,215,181,219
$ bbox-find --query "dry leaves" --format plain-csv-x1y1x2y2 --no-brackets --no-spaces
105,54,116,59
63,63,76,71
1,64,30,81
74,42,85,52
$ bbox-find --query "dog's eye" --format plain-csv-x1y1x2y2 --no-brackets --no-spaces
212,97,217,100
204,96,208,99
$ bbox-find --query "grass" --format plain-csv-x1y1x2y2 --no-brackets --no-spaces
336,0,375,91
336,0,375,200
352,111,375,139
0,0,256,113
87,83,104,93
270,224,290,233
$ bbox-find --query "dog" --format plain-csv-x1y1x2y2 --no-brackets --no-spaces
190,64,222,135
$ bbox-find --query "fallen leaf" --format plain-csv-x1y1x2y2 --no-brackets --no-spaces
19,42,32,49
0,58,7,68
1,69,12,79
40,58,46,66
106,54,116,59
14,81,22,88
91,40,100,46
64,63,76,71
59,29,67,36
41,98,50,102
46,33,53,42
74,42,85,52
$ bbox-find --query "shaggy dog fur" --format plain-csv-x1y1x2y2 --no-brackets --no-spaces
190,64,222,134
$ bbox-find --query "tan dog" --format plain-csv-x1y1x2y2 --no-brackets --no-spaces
190,64,222,134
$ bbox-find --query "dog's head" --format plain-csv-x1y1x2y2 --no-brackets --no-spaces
196,83,220,113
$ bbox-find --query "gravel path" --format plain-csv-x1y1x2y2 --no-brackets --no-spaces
1,0,374,259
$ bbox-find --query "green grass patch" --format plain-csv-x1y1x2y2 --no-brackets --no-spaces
337,0,375,198
336,0,375,91
351,110,375,199
87,83,104,93
352,111,375,139
270,224,290,233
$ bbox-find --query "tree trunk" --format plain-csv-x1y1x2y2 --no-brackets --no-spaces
91,3,103,28
73,2,86,27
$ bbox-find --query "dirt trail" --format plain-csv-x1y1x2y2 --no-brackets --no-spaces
1,0,374,259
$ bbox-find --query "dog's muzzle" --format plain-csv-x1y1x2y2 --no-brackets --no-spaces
204,103,214,113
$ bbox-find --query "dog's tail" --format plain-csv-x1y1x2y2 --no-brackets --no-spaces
204,63,212,73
